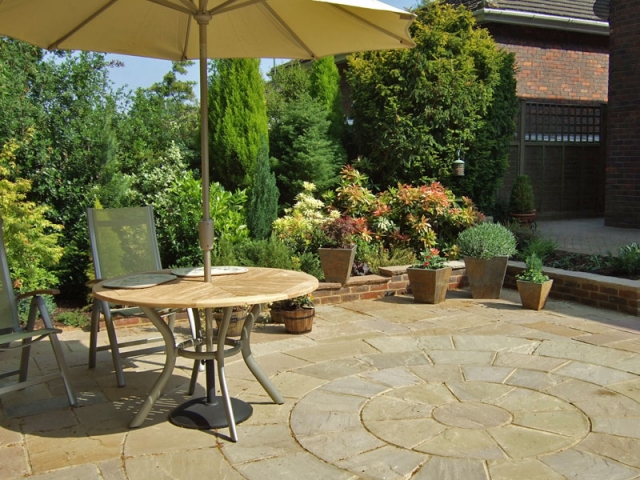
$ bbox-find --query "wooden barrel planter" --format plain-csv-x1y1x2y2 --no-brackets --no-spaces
213,308,248,337
281,307,315,334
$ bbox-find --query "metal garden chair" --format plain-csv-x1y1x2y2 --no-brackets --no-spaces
87,206,198,388
0,218,77,406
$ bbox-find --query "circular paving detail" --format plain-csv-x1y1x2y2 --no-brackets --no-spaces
289,336,640,479
431,402,512,429
360,382,589,460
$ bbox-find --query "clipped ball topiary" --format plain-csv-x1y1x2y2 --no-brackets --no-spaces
457,222,517,260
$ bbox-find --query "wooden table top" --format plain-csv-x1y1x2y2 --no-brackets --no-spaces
93,267,319,309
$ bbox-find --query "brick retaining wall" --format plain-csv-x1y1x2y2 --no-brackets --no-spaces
315,261,640,317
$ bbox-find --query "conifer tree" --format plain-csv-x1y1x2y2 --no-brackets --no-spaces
208,58,269,191
246,137,279,240
309,55,345,143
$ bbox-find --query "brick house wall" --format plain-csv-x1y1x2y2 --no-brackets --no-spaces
605,0,640,228
488,24,609,103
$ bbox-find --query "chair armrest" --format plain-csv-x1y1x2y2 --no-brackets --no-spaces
16,289,60,300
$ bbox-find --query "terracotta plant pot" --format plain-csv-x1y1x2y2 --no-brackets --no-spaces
509,210,537,227
463,256,509,299
280,307,315,334
407,267,452,304
318,246,356,284
517,279,553,310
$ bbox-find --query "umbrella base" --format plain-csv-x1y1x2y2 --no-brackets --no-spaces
169,396,253,430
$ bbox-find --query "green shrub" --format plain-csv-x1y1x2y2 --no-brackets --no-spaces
295,251,324,279
516,254,549,283
518,236,557,262
56,309,90,329
233,237,295,270
457,222,517,260
509,175,536,214
613,243,640,276
358,243,417,274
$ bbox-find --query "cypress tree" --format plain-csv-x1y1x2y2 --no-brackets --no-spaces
208,58,269,191
247,136,279,240
309,55,345,144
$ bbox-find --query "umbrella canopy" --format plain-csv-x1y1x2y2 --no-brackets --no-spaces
0,0,415,61
0,0,415,280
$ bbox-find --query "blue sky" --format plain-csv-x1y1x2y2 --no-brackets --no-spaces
106,0,418,95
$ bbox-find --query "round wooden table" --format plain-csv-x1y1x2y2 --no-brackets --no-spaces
93,267,318,441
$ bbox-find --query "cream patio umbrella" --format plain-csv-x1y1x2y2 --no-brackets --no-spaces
0,0,415,283
0,0,415,434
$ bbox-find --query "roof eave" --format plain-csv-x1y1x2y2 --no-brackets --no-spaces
474,8,610,36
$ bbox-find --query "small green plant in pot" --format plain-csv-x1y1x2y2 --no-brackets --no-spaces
516,253,553,310
457,222,517,299
407,248,452,304
509,175,536,225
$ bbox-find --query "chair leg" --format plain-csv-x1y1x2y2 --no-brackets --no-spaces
18,296,40,382
88,300,100,369
35,297,78,407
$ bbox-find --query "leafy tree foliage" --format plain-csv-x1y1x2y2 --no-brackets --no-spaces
208,58,268,191
116,62,198,175
265,61,310,124
347,0,517,210
0,132,63,293
246,137,279,240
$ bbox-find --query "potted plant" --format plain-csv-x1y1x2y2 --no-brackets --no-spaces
407,248,452,304
516,253,553,310
318,215,358,284
509,175,536,226
213,305,249,337
457,222,517,299
270,294,315,334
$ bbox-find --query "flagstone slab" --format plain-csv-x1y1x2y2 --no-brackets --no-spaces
591,417,640,439
535,340,637,369
409,364,464,383
415,427,507,460
545,380,640,417
428,350,495,366
462,365,514,383
553,361,638,385
490,425,578,459
293,357,374,381
320,376,389,398
607,377,640,402
576,433,640,469
488,459,565,480
365,418,446,449
337,445,426,479
540,449,640,480
452,335,539,353
505,369,569,391
494,352,569,372
296,429,385,463
414,457,488,480
290,410,361,436
0,443,29,478
362,366,423,387
235,452,353,480
293,389,367,413
512,410,589,437
362,395,435,423
220,424,300,464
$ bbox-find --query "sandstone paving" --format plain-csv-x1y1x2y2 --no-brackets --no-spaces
3,292,640,478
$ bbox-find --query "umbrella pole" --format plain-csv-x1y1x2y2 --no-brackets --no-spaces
169,10,253,440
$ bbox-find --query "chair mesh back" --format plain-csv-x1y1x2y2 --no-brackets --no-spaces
0,219,19,331
87,207,162,279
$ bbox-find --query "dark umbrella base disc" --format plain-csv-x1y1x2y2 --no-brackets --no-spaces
169,396,253,430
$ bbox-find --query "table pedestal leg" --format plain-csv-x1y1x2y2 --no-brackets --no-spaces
169,307,252,441
169,360,252,433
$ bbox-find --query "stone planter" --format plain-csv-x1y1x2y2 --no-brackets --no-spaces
407,267,452,304
464,256,509,299
318,246,356,284
517,279,553,310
